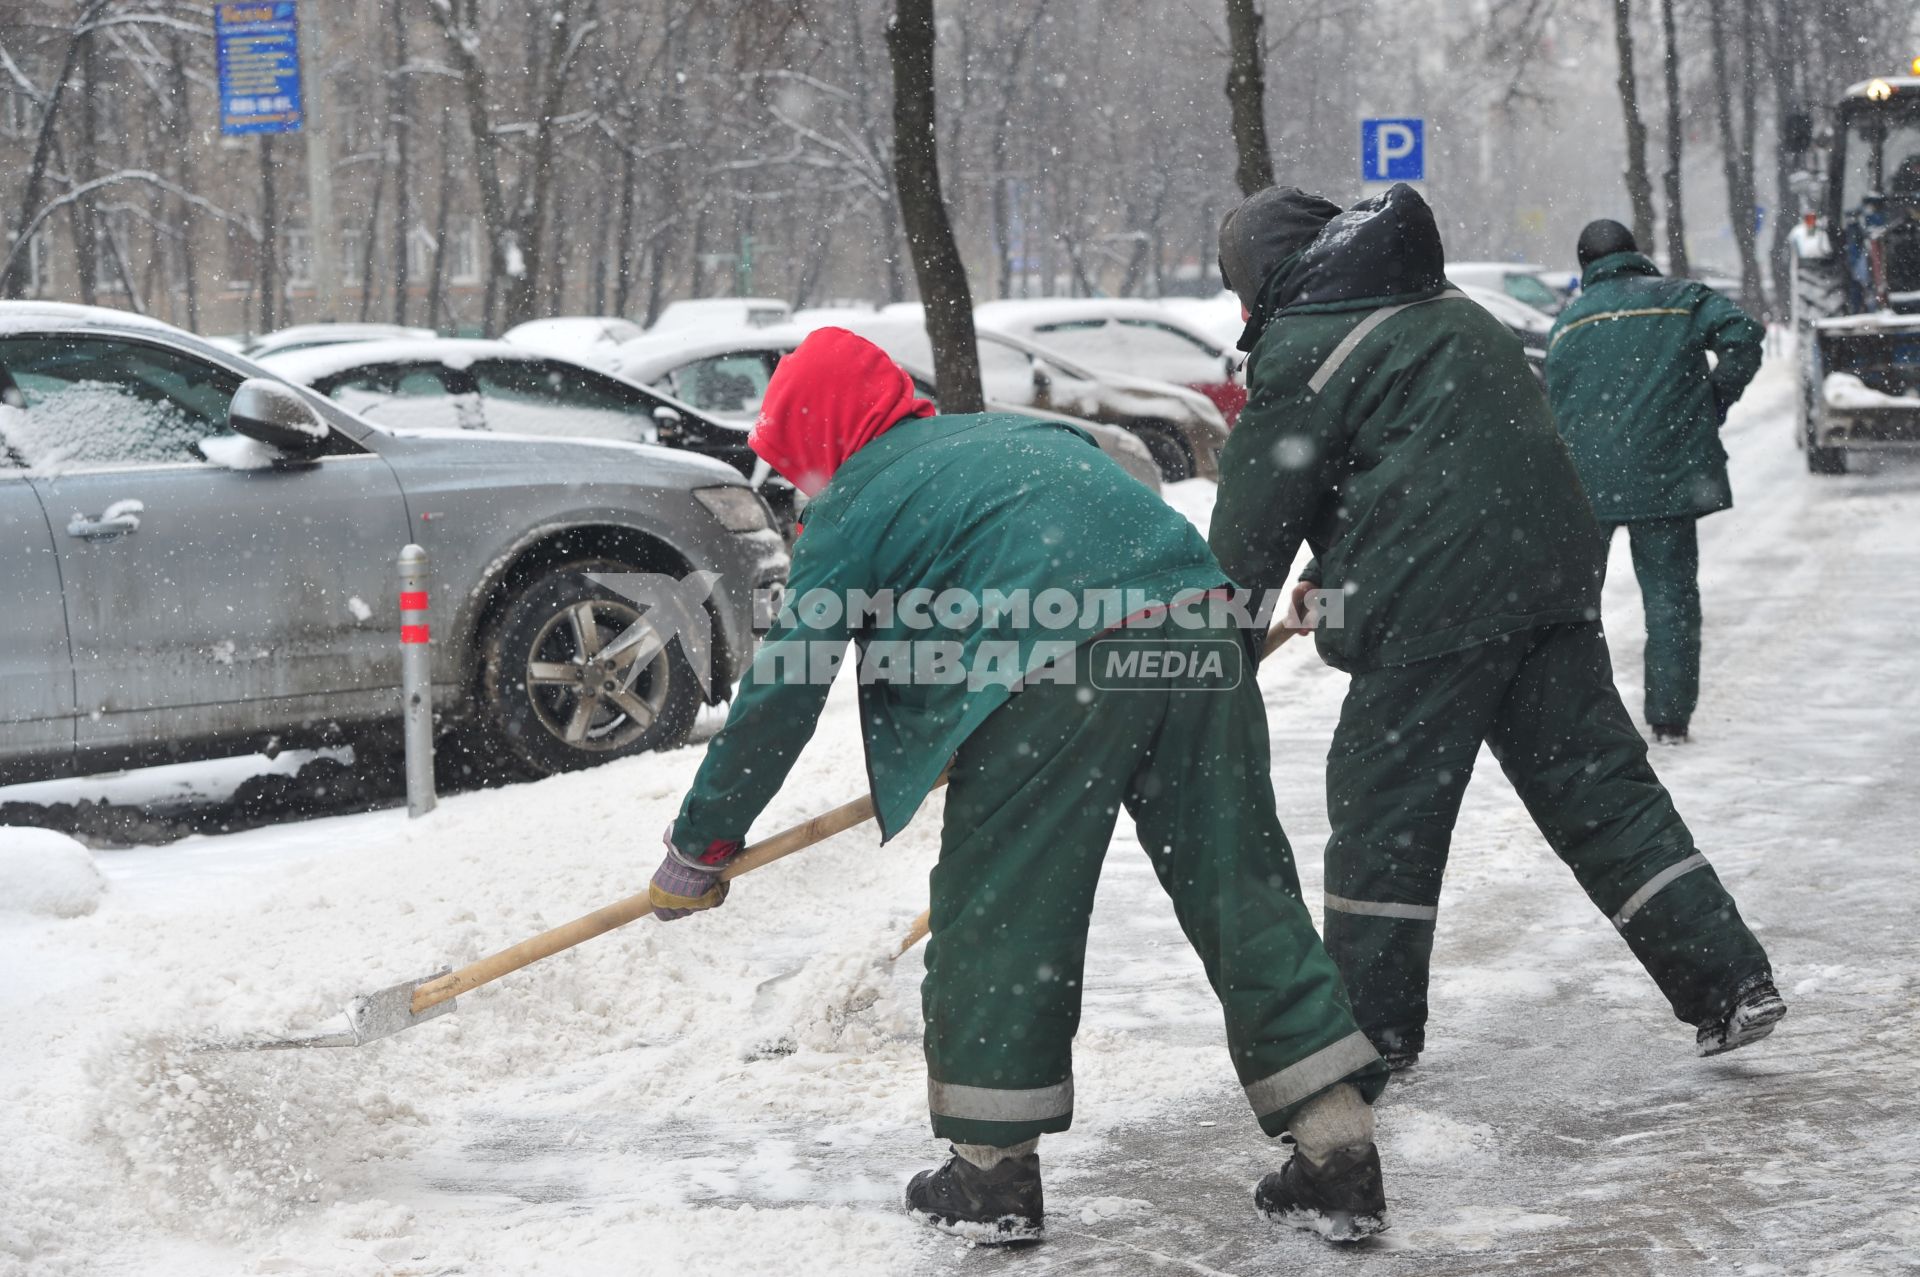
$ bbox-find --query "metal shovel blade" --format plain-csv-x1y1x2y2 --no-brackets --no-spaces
198,972,456,1052
342,972,456,1045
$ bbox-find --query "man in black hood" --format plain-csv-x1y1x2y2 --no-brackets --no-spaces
1210,184,1783,1113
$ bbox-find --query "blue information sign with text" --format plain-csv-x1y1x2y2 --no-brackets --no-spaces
216,2,303,136
1360,118,1424,182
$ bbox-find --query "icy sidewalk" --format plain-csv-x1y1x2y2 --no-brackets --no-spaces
4,354,1918,1275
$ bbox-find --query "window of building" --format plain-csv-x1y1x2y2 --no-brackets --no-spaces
406,225,435,279
449,218,483,286
285,224,314,286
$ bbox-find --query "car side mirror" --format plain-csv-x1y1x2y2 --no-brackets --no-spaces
652,404,685,442
229,378,328,459
1030,359,1053,405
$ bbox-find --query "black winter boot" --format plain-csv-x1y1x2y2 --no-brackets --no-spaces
1651,722,1690,744
1696,975,1787,1057
906,1147,1043,1244
1254,1142,1388,1242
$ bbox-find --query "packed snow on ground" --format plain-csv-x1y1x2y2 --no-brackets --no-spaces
3,349,1919,1275
0,828,106,918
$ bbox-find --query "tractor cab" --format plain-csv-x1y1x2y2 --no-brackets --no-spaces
1831,77,1920,313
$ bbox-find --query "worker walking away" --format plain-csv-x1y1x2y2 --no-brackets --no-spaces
1544,219,1765,744
1209,183,1784,1075
650,327,1393,1245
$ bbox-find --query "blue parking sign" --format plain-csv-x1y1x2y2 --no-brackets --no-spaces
1361,118,1424,182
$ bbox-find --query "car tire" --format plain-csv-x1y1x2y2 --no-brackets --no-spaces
1134,421,1194,483
476,560,703,776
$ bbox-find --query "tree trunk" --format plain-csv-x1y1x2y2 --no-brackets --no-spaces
168,29,200,329
612,141,638,316
1734,1,1765,315
390,1,412,325
888,0,983,412
1612,0,1658,251
427,104,455,331
1224,0,1275,196
1658,0,1688,277
358,166,386,321
72,25,101,305
259,136,279,333
1706,0,1762,314
1766,0,1800,310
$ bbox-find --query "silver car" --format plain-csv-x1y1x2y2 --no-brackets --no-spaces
0,303,788,785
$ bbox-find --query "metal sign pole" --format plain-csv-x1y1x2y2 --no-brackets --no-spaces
398,545,436,818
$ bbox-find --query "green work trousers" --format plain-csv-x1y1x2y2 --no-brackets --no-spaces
1321,622,1771,1061
922,625,1387,1147
1602,517,1703,730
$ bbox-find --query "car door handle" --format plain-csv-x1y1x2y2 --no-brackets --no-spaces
67,502,143,540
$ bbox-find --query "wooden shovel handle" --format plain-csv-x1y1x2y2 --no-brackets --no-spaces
1261,621,1301,661
408,773,949,1014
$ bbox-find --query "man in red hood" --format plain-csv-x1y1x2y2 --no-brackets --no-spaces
649,327,1393,1245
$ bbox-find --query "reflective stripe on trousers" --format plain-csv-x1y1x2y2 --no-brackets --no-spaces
1612,853,1710,929
1325,891,1439,922
1242,1031,1381,1120
928,1077,1074,1125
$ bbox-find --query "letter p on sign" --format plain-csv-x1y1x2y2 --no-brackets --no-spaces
1361,118,1424,182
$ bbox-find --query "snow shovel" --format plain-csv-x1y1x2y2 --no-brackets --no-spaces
210,777,947,1052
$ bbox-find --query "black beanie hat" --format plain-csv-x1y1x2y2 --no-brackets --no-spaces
1576,218,1638,268
1218,187,1344,310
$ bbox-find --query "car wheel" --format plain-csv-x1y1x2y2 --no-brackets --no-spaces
1134,421,1194,483
477,561,702,776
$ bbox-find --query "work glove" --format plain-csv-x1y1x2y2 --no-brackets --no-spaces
649,823,743,921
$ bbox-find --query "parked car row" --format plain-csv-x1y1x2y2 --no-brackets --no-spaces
0,303,787,788
607,326,1164,492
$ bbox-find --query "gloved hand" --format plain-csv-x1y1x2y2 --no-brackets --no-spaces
649,824,743,921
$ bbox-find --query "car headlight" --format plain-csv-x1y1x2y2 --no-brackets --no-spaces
694,485,774,533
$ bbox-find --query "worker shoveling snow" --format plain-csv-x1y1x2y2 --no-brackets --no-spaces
5,355,1920,1275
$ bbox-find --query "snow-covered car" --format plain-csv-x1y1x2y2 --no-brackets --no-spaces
242,322,438,359
501,316,648,369
796,314,1229,482
973,299,1248,427
1446,262,1577,315
610,326,1163,492
1459,284,1553,378
649,297,793,334
1158,292,1248,351
259,337,802,532
0,303,787,786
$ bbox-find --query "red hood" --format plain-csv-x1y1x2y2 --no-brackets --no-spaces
748,327,936,497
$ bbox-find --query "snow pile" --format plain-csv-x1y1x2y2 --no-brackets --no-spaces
1824,371,1920,411
0,827,106,918
198,434,284,470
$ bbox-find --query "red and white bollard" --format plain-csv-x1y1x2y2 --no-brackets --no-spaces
399,544,436,818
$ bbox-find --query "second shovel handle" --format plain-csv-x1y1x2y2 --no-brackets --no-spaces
408,773,949,1014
